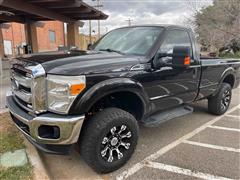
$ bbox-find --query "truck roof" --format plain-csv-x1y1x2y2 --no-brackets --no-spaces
117,24,191,31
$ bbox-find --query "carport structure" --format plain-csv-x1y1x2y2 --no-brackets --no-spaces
0,0,108,57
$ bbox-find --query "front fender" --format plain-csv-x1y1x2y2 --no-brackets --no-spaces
69,78,150,115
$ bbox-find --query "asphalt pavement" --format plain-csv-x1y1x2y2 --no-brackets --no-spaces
40,88,240,180
1,60,239,179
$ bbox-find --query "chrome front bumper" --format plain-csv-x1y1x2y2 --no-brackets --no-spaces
6,94,85,145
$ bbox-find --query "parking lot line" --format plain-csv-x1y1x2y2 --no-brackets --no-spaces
183,140,240,153
145,161,233,180
208,125,240,132
225,114,239,119
116,104,240,180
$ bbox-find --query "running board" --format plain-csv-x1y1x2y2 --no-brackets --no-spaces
142,105,193,127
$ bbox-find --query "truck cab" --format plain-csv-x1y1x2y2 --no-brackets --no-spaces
6,25,240,173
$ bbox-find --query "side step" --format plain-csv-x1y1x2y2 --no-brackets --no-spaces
142,105,193,127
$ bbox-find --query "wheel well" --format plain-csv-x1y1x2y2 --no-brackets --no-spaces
87,91,144,121
223,74,235,88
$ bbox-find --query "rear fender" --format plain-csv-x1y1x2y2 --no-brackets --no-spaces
213,67,235,96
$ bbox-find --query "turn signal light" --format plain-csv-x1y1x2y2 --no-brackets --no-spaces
184,56,191,65
70,84,86,95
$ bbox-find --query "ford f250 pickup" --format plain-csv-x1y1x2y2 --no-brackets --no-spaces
6,25,240,173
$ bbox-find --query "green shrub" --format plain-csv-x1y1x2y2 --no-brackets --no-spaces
219,51,240,58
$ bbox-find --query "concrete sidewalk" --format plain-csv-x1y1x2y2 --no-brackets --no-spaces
0,60,11,109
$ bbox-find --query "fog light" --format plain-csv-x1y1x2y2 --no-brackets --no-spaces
38,125,60,139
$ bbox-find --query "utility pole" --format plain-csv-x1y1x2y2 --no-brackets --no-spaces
97,0,100,39
89,20,92,44
92,0,103,39
126,18,133,26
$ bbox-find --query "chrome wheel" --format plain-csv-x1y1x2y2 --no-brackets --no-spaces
221,89,231,111
100,125,132,163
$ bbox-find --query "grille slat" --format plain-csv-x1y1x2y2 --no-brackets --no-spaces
11,64,33,113
12,71,31,88
10,62,47,114
14,89,32,103
13,94,34,113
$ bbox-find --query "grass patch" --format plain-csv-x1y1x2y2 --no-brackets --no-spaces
0,113,33,180
0,164,32,180
0,133,25,154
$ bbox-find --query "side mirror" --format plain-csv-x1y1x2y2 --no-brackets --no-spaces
172,46,191,67
153,52,169,69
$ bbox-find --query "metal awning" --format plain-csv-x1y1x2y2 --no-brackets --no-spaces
0,0,108,24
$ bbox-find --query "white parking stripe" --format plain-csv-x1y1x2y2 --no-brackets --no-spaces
225,115,240,119
208,126,240,132
183,140,240,153
116,104,240,180
145,161,233,180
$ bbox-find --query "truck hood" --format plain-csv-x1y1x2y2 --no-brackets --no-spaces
15,51,142,75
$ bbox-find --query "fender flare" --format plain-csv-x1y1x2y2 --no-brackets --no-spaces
219,67,236,86
69,78,150,116
213,67,236,96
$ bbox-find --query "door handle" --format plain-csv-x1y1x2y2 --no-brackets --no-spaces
193,68,197,79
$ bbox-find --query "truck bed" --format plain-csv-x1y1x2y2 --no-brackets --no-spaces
197,58,240,99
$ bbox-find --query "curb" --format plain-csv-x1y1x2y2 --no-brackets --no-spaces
24,139,51,180
0,108,51,179
0,108,9,114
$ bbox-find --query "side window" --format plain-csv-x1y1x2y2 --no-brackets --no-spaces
158,29,193,63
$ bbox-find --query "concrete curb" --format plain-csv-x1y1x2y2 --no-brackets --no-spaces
0,108,9,114
24,139,51,180
0,109,50,179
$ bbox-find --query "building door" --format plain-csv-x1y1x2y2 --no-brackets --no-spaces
4,40,13,55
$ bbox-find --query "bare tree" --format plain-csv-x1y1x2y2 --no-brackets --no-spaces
186,0,240,53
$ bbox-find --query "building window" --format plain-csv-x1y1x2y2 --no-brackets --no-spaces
49,30,56,43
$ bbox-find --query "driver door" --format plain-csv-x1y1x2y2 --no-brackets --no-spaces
143,28,200,113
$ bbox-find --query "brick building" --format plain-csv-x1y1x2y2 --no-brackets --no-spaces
1,21,64,56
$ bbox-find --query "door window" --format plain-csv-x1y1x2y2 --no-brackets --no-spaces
158,29,193,63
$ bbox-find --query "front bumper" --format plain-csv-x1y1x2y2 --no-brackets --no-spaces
6,94,85,154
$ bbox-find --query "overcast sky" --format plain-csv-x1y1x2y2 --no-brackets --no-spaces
81,0,212,35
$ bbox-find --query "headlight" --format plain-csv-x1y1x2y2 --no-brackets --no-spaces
47,75,86,113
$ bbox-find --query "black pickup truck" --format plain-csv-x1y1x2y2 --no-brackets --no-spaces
6,25,240,173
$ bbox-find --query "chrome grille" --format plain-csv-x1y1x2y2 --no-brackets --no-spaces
10,62,47,114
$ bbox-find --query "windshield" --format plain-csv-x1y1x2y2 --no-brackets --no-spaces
93,27,163,55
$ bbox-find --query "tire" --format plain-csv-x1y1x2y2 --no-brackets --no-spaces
79,108,139,173
208,83,232,115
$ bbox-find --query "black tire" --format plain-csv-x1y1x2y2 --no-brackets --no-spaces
208,83,232,115
79,108,139,173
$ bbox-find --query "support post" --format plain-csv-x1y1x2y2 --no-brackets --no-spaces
24,22,39,53
0,27,4,80
67,22,80,49
0,28,4,58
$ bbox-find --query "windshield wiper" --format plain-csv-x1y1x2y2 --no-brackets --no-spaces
99,48,125,55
